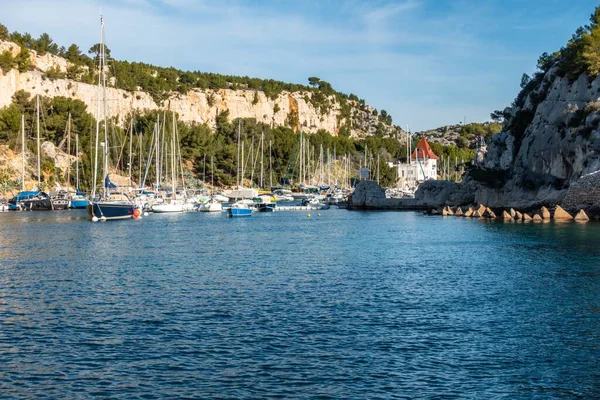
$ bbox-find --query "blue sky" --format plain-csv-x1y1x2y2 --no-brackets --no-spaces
1,0,598,131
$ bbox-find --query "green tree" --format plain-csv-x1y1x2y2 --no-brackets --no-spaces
88,43,111,60
308,76,320,87
0,23,9,40
582,22,600,75
0,50,14,73
64,44,82,63
536,52,557,72
43,66,65,80
490,110,504,123
520,73,531,89
35,33,58,55
14,46,31,72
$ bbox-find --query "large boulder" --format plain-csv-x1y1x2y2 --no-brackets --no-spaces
414,180,475,207
560,171,600,219
349,180,423,209
350,180,386,208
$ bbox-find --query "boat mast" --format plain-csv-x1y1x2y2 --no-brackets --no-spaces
101,17,108,197
138,131,143,186
91,16,102,199
236,119,241,188
155,114,160,190
128,114,133,189
269,139,273,189
299,131,303,186
75,133,79,191
36,95,40,189
66,113,71,190
327,147,330,187
21,114,25,191
241,142,244,188
260,130,264,189
171,112,176,199
250,136,255,187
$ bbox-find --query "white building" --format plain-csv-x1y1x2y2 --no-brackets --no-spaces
392,136,439,192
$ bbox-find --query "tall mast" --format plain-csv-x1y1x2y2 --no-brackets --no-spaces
155,115,160,190
250,137,255,186
377,152,380,184
364,144,367,178
260,130,264,189
175,116,186,191
299,131,303,186
138,131,143,186
21,114,25,191
91,16,103,199
319,144,323,185
36,95,40,189
237,119,241,187
66,113,71,189
327,147,330,187
101,16,108,197
269,139,273,189
241,142,244,187
171,112,176,198
75,133,79,190
128,115,133,189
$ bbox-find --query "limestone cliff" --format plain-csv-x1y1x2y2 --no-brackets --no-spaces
465,66,600,215
0,40,403,139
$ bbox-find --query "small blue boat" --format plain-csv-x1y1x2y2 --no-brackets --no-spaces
227,202,253,217
69,191,88,209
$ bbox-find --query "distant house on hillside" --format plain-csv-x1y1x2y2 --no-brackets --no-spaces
390,136,439,193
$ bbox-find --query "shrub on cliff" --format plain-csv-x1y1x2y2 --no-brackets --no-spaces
0,23,8,41
43,66,66,81
0,50,14,73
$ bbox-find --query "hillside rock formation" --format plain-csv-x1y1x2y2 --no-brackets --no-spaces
464,66,600,216
0,40,403,139
415,122,500,148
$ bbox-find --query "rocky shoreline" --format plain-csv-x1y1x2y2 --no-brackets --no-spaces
348,180,598,221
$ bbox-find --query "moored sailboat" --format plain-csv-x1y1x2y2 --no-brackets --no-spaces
87,16,137,221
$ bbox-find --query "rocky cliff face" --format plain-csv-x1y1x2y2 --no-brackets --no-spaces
0,40,403,139
466,66,600,215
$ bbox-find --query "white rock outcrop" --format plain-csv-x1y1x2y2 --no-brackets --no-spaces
0,40,404,139
464,66,600,216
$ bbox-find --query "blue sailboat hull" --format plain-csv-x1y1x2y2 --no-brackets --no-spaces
87,202,135,220
227,208,252,217
70,199,88,209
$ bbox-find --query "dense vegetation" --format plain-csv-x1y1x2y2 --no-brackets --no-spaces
0,90,414,190
0,23,474,189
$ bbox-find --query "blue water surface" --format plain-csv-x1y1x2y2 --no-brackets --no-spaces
0,209,599,398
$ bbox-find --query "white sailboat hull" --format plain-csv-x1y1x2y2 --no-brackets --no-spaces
152,202,184,213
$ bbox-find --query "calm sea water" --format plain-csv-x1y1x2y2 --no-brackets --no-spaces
0,209,599,399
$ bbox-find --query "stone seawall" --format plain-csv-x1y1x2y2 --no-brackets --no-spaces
349,179,599,220
348,180,429,210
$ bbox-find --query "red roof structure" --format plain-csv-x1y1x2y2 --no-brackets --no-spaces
410,136,439,160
